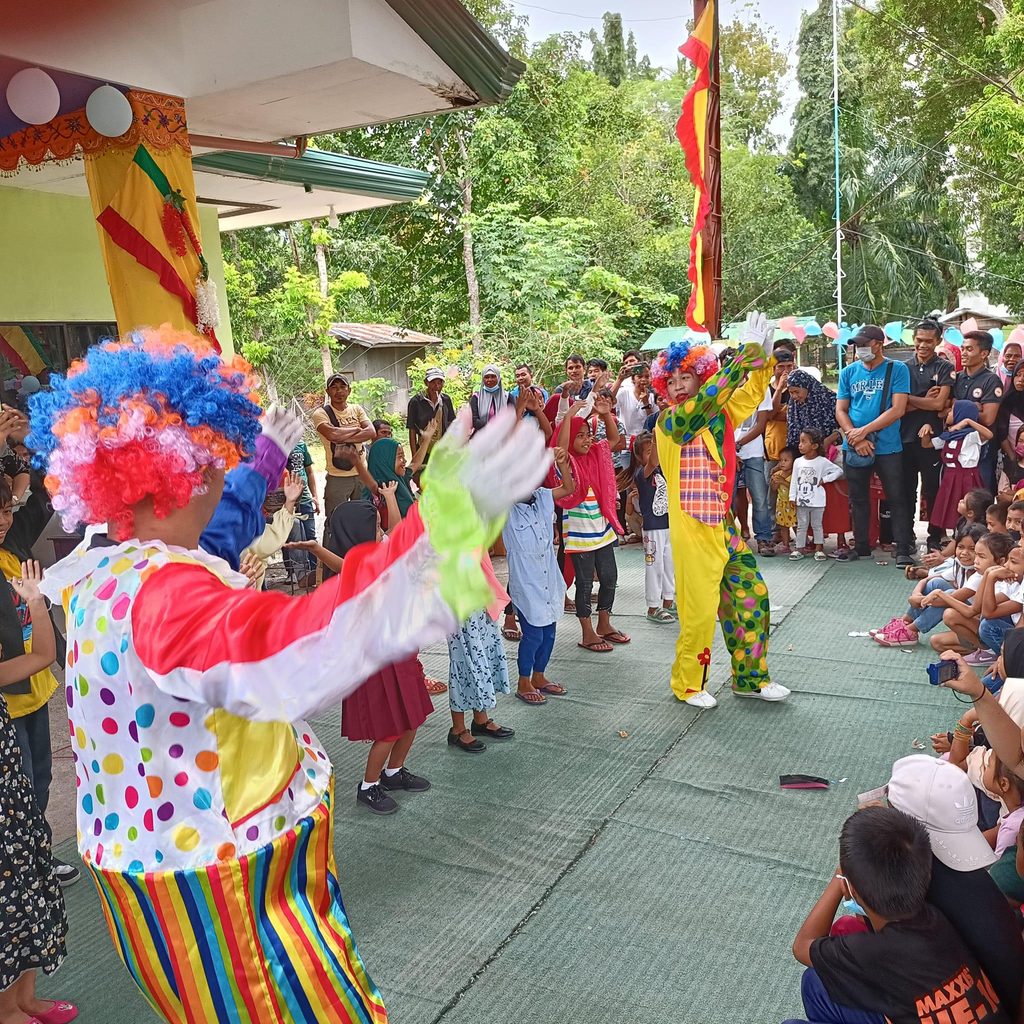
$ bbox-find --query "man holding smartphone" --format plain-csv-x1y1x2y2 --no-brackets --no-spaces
614,361,656,440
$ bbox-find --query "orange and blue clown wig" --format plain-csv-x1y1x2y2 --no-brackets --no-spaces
28,325,262,539
650,340,720,402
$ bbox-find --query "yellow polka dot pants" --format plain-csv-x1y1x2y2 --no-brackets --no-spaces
669,514,771,700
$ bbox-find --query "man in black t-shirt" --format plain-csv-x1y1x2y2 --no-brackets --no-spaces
900,320,954,548
953,330,1004,490
785,806,1010,1024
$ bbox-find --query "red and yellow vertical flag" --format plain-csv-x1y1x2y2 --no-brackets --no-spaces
676,0,716,332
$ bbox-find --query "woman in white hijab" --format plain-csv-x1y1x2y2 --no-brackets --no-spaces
470,365,511,433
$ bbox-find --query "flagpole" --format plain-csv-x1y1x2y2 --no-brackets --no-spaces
693,0,722,338
832,0,845,326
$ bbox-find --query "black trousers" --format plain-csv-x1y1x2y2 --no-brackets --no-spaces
571,544,617,618
845,453,914,556
900,442,944,544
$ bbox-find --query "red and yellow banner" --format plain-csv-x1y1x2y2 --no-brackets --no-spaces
0,326,49,376
676,1,716,332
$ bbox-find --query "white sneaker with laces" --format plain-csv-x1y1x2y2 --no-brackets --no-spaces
733,682,791,702
684,690,718,708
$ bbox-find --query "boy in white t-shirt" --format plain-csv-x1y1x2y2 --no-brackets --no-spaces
788,428,843,561
971,542,1024,666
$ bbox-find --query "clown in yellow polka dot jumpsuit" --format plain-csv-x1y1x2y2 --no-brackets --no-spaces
653,336,781,704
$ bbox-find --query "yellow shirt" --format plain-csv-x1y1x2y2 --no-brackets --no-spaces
310,403,371,478
0,547,58,719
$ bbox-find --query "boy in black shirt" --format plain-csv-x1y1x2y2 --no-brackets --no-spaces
785,806,1010,1024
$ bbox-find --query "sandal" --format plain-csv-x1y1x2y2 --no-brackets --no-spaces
424,677,447,696
578,639,613,653
470,719,515,739
501,627,522,642
537,682,568,696
447,729,486,753
599,630,631,645
646,609,674,623
35,1003,79,1024
515,690,547,705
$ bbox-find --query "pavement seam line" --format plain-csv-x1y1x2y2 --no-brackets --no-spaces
427,561,829,1023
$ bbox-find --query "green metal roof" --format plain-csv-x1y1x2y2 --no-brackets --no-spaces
385,0,526,105
192,148,430,201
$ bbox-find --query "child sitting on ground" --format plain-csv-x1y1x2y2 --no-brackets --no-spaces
788,429,842,562
965,540,1024,667
871,523,986,648
926,532,1015,654
784,806,1012,1024
920,487,991,569
771,447,797,556
1007,500,1024,542
987,501,1010,535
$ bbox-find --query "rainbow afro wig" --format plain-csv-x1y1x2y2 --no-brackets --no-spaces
651,341,720,400
29,325,263,538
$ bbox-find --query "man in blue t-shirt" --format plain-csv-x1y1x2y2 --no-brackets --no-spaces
837,325,915,566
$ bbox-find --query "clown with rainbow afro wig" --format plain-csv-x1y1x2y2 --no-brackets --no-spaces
652,312,792,709
32,325,551,1024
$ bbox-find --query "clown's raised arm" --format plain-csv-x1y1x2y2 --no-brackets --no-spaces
656,312,776,445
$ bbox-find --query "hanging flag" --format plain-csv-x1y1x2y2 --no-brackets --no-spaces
676,1,716,333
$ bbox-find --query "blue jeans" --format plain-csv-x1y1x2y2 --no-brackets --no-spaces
782,968,885,1024
907,577,953,635
517,613,556,677
979,615,1015,655
743,457,773,543
287,501,317,575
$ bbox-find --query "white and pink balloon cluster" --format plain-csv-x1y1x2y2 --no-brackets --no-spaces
6,68,132,137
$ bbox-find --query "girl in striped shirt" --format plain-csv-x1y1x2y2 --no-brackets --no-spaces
555,392,629,652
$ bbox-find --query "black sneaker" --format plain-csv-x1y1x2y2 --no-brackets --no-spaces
895,554,917,568
380,767,431,793
52,858,81,887
355,782,398,815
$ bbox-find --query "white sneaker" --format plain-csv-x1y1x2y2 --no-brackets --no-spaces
733,682,791,702
683,690,718,708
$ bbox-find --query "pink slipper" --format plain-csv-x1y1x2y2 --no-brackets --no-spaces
35,1001,79,1024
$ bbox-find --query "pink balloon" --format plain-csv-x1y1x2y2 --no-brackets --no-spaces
822,321,840,339
778,316,798,333
793,326,807,345
1008,327,1024,348
960,317,979,335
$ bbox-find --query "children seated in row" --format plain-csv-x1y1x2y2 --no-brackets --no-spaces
965,539,1024,667
871,524,986,648
920,488,991,570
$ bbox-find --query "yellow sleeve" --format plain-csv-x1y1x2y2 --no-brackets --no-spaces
724,359,775,427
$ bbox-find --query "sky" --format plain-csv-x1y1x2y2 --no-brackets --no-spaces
512,0,819,140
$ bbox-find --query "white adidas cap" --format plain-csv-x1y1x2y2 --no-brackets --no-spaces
887,755,997,871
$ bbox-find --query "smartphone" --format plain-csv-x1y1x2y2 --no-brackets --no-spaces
927,661,960,686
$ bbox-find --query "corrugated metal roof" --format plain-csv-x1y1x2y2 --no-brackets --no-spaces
328,323,443,348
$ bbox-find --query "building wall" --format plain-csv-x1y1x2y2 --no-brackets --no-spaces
0,185,234,352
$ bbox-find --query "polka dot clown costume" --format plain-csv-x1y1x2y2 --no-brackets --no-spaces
30,327,549,1024
651,312,790,709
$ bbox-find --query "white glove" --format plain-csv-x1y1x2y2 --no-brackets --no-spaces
739,311,775,354
259,403,304,456
450,408,552,520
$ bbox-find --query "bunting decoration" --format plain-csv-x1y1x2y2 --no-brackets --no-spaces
676,1,717,332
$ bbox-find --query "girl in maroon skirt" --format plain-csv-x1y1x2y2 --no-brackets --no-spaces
926,400,994,531
287,488,434,816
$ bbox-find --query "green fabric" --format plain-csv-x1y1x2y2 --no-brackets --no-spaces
989,847,1024,902
419,435,503,622
362,438,415,517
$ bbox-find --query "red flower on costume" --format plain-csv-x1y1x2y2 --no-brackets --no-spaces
697,647,711,666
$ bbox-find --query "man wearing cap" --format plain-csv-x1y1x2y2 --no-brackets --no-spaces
887,755,1024,1016
311,374,376,525
836,325,915,566
407,367,456,467
953,330,1003,491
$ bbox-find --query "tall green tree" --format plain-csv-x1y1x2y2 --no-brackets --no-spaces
719,15,789,151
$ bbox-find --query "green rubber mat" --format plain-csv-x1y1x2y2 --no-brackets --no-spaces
47,551,950,1023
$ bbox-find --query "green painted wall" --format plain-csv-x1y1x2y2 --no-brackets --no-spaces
0,185,234,351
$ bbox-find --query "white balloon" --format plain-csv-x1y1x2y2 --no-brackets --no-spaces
85,84,133,138
6,67,60,126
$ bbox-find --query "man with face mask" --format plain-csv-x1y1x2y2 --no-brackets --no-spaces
836,325,914,566
650,311,791,708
